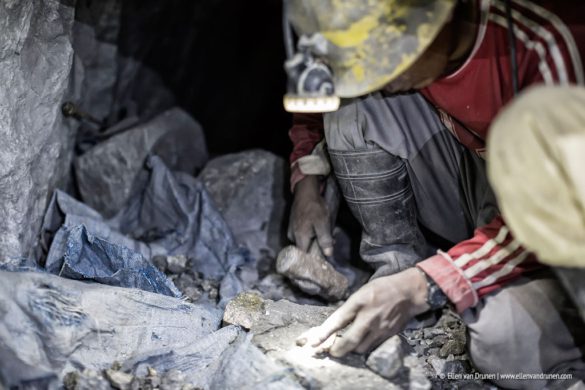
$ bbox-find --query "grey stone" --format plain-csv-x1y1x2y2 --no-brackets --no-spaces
427,356,471,384
75,108,208,217
223,293,402,390
152,255,168,272
173,273,195,291
366,336,406,379
223,291,265,330
276,244,349,301
438,310,463,329
200,150,287,262
63,369,111,390
427,355,447,377
413,344,427,356
423,328,446,339
130,368,161,390
427,335,448,348
443,360,470,375
403,355,432,390
0,0,78,262
409,330,423,340
201,279,219,301
105,369,134,390
426,347,440,356
439,339,466,358
183,286,203,302
160,369,189,390
170,271,220,303
166,255,188,274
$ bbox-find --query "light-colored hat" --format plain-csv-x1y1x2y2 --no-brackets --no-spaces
287,0,456,97
488,86,585,267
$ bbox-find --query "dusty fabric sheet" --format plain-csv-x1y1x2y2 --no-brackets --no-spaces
0,271,301,389
0,271,222,388
40,155,252,301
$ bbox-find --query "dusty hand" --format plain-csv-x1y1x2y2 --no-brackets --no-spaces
290,175,333,256
296,268,430,357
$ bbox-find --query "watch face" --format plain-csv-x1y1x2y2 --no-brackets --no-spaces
428,281,448,309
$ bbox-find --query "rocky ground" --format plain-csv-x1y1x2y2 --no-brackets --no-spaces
220,292,497,390
61,258,500,390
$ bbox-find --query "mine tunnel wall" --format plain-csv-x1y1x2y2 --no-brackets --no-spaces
0,0,290,262
1,1,79,261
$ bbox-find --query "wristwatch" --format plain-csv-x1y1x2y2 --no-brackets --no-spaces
417,268,449,310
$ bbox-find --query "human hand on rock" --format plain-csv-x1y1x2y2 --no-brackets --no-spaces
296,268,430,357
290,175,334,256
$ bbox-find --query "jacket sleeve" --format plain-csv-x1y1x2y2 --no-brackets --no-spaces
288,113,325,192
416,215,544,312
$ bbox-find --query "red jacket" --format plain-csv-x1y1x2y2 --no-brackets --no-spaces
288,0,585,312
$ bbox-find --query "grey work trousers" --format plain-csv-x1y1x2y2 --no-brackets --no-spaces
323,92,585,389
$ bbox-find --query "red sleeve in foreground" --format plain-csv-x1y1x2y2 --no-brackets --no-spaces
417,216,544,312
288,113,324,191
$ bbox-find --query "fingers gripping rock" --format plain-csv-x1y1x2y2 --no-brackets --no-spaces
276,245,349,301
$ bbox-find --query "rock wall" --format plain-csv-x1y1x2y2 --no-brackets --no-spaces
0,0,79,262
0,0,290,263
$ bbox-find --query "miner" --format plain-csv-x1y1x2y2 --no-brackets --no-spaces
283,0,585,388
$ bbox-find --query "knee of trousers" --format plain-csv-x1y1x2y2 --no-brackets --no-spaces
463,276,585,389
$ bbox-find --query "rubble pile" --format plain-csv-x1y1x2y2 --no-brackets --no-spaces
63,364,198,390
153,254,220,303
403,312,495,390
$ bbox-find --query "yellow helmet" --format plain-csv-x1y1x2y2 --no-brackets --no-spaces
283,0,456,109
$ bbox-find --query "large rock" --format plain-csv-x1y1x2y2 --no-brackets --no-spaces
276,244,349,301
223,292,406,390
200,150,288,262
75,108,208,217
366,336,408,380
0,0,78,262
223,291,266,330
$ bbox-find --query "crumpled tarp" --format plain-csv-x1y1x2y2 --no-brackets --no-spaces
0,154,303,389
46,224,181,297
0,271,301,389
40,155,252,302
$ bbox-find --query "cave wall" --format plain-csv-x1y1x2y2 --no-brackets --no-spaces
0,0,79,261
0,0,291,262
115,0,291,157
0,0,138,262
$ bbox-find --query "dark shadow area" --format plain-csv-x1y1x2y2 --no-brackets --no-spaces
116,0,292,158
